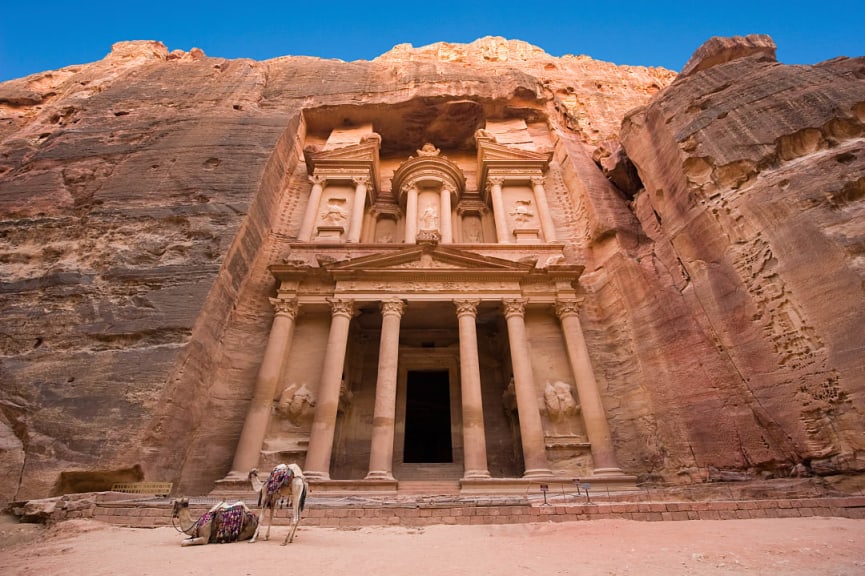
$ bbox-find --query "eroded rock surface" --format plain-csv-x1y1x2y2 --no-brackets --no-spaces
616,36,865,482
0,34,862,500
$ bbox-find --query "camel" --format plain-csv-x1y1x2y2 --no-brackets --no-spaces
171,497,259,546
248,463,308,545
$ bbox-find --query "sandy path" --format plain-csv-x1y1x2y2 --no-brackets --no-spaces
1,516,864,575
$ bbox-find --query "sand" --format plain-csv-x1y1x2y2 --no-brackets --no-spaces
1,514,864,575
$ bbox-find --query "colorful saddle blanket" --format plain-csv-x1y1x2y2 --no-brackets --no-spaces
263,465,294,508
191,504,257,543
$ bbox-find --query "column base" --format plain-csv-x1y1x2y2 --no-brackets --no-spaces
592,467,626,476
462,469,491,480
522,468,555,479
303,471,331,481
364,471,395,481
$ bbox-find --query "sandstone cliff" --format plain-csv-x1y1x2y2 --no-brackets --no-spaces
0,35,861,501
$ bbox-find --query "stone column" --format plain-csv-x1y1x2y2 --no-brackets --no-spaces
487,176,509,243
502,298,552,478
228,297,299,477
555,299,623,475
404,185,418,244
531,176,557,242
304,298,356,481
454,299,490,479
366,299,405,480
348,175,369,243
440,187,453,243
297,175,325,241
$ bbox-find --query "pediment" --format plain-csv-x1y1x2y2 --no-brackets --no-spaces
325,245,535,274
306,139,381,197
477,140,553,163
309,139,379,164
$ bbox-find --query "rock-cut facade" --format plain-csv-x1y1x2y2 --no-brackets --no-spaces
0,35,862,501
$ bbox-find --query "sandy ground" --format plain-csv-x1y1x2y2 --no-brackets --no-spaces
1,514,864,575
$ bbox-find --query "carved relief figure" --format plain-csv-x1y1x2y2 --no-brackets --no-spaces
543,380,580,437
338,377,354,414
509,199,534,224
544,381,578,421
463,216,483,242
420,204,439,230
276,383,316,426
501,377,523,462
320,197,347,224
417,142,440,157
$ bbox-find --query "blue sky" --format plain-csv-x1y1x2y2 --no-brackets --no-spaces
1,1,863,83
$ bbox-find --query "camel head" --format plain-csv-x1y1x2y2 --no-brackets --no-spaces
171,497,190,518
248,468,259,480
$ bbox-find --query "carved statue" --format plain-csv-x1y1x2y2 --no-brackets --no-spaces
474,128,497,143
509,199,534,224
320,198,347,224
544,381,578,421
416,142,441,157
420,204,439,230
463,217,482,242
338,377,354,414
276,383,316,426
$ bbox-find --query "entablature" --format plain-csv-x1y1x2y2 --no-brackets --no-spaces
269,244,583,306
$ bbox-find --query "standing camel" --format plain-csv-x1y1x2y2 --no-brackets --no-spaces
248,463,308,545
171,498,259,546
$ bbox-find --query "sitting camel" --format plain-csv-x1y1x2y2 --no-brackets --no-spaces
248,463,308,545
171,498,259,546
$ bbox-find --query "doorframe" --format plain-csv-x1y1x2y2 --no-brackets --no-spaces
394,348,463,479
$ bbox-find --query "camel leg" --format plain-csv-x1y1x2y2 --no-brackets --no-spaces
264,506,274,541
182,522,211,546
249,517,261,543
282,483,303,545
181,537,207,546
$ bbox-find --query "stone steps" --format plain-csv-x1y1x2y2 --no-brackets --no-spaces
397,480,461,496
87,494,865,530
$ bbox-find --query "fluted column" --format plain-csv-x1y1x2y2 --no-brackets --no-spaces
348,176,369,243
487,176,509,243
298,175,325,241
228,298,299,476
440,187,453,243
531,176,557,242
366,299,405,480
555,298,623,475
502,298,552,477
454,299,490,479
404,185,418,244
304,298,356,481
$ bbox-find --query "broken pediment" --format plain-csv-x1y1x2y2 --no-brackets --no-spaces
476,139,553,193
304,137,382,198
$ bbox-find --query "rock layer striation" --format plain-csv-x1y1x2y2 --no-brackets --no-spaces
0,35,862,500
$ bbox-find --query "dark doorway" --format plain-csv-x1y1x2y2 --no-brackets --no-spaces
403,370,453,463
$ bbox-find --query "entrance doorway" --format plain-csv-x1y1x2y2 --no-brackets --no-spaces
403,370,453,463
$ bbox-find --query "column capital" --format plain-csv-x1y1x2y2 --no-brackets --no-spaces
453,298,480,318
269,297,299,318
554,298,585,319
352,175,370,187
309,174,326,186
380,298,406,317
530,175,546,187
502,298,529,319
326,297,356,319
486,175,505,189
